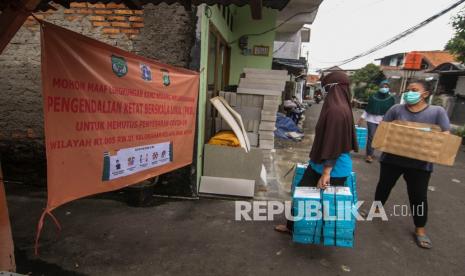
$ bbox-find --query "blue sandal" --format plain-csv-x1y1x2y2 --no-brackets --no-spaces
415,234,433,249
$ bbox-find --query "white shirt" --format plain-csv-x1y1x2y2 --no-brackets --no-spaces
361,110,384,124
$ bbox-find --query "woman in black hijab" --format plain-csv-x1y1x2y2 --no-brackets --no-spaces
275,71,358,233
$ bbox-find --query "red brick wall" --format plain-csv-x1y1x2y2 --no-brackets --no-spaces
25,2,145,39
0,2,197,183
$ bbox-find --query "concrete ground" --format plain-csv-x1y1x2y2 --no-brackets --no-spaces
6,103,465,275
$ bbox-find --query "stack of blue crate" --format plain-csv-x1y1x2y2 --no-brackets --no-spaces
356,126,368,149
292,187,323,244
291,163,308,193
344,172,358,204
322,187,355,248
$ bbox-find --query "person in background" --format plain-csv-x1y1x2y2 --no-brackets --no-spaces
358,80,395,163
374,80,450,249
275,71,358,234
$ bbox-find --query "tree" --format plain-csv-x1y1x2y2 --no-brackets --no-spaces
350,64,385,101
445,9,465,63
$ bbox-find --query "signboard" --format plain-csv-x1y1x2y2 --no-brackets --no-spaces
39,21,199,227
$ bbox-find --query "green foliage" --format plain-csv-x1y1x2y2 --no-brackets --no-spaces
455,125,465,137
351,64,385,101
445,9,465,63
350,64,385,85
432,96,444,107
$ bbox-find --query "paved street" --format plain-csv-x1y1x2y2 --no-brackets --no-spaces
6,103,465,275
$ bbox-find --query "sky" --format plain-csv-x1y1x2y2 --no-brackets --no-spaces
302,0,464,72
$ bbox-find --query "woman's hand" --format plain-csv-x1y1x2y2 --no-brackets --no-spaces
318,165,332,190
317,173,331,189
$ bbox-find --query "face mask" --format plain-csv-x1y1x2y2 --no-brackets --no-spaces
379,87,390,94
403,91,422,105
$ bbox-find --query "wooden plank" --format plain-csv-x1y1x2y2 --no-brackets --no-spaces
0,0,42,54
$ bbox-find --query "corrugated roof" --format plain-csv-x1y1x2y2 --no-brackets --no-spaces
428,62,465,73
33,0,289,11
273,57,307,69
417,50,457,67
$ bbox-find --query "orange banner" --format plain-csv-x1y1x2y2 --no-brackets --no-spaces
0,164,15,271
40,22,198,214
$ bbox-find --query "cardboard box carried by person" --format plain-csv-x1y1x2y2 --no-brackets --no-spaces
372,120,461,166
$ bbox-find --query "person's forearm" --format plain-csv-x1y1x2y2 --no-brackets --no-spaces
323,165,333,176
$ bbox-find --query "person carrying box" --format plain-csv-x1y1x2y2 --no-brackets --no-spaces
358,80,395,163
374,80,450,249
275,71,358,234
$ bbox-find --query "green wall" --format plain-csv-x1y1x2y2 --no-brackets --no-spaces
196,4,277,188
229,6,277,85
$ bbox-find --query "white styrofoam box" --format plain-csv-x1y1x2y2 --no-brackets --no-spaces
199,176,255,197
259,131,274,140
244,68,287,75
237,88,282,96
294,187,321,199
261,115,277,122
239,79,286,91
220,118,232,131
244,68,289,80
253,120,260,133
261,110,277,117
263,99,281,107
214,117,222,133
259,139,274,149
264,95,282,101
233,106,261,121
240,77,286,86
335,187,353,197
247,132,259,147
244,120,260,133
259,121,275,131
262,105,279,113
229,92,237,107
236,94,264,108
244,73,289,81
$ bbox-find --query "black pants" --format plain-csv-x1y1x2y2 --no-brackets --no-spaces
366,122,378,157
287,166,347,230
374,162,431,228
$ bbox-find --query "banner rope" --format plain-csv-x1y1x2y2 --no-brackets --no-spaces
34,209,62,256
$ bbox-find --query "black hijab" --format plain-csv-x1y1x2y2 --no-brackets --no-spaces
309,72,358,164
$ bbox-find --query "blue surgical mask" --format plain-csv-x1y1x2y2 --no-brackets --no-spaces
403,91,422,105
379,87,390,94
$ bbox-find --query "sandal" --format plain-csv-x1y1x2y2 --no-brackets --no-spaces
415,234,433,249
274,224,291,235
365,156,374,163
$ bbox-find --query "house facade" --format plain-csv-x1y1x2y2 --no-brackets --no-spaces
376,50,456,94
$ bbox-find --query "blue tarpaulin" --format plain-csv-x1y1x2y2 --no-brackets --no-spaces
274,113,302,140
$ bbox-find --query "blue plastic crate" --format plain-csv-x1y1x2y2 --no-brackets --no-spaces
336,239,354,248
356,126,368,149
293,234,321,244
291,163,308,192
